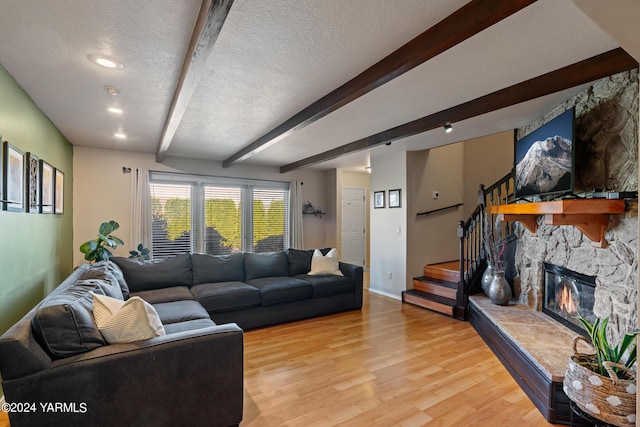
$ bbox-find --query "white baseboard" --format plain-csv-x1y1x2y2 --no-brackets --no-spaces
367,287,401,301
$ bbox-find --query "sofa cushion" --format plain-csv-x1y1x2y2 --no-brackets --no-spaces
285,248,314,276
192,253,244,284
111,254,193,292
91,292,165,344
152,300,211,325
191,282,261,313
308,248,343,276
163,318,217,335
244,251,289,280
294,274,355,298
131,287,195,304
31,281,107,358
246,277,312,306
82,261,130,299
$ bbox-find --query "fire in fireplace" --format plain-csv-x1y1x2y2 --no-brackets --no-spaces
542,262,596,334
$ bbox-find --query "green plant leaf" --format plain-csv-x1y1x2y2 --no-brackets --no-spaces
110,236,124,246
137,243,144,251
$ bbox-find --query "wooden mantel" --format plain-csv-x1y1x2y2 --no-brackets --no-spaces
489,199,625,248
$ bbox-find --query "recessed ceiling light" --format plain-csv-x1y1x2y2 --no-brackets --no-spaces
107,107,123,114
88,54,125,70
104,86,121,95
114,133,127,139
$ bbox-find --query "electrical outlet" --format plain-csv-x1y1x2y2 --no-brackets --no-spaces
432,191,439,200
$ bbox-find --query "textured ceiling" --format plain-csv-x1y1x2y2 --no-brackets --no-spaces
0,0,633,173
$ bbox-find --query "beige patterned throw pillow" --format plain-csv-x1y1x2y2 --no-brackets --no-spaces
90,292,165,344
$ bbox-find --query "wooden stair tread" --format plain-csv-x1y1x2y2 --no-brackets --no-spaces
402,289,456,306
413,276,457,288
423,261,460,282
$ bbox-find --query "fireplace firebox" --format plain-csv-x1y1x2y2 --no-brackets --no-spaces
542,262,596,334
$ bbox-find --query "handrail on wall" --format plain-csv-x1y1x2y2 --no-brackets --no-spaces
416,203,463,216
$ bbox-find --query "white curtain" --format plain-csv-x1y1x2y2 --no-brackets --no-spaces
289,180,304,249
130,168,152,257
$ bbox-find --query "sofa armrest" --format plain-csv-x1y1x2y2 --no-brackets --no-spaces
339,262,364,308
3,324,243,427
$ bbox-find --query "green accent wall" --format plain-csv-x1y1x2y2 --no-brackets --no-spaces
0,64,73,340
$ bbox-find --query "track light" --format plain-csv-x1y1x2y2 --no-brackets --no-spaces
444,123,453,133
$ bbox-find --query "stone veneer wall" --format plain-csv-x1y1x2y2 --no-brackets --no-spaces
514,70,638,344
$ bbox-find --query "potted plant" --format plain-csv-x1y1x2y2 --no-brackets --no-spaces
129,243,150,260
79,220,124,262
563,313,639,426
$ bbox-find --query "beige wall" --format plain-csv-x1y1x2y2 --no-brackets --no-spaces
406,145,465,288
73,147,328,266
369,150,407,299
462,131,514,217
324,169,338,250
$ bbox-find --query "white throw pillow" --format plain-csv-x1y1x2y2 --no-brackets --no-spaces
308,248,343,276
91,292,165,344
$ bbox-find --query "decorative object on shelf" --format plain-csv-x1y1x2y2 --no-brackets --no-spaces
129,243,151,260
79,220,125,262
483,213,506,271
487,269,511,305
563,314,639,427
302,201,325,218
2,141,25,212
373,191,385,208
481,263,495,295
389,189,401,208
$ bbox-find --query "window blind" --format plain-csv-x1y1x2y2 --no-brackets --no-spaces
150,183,192,259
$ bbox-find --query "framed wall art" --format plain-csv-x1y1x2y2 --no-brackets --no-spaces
54,168,64,214
2,141,25,212
25,152,40,213
389,189,401,208
373,191,385,209
39,159,54,214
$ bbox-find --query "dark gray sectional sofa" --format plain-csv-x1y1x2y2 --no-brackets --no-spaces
0,248,363,427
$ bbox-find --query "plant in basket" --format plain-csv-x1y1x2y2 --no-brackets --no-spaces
563,313,639,427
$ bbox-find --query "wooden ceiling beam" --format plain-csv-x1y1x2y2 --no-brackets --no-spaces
156,0,233,162
280,48,638,173
222,0,538,167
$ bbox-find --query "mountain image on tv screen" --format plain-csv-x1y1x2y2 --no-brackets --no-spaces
515,108,574,199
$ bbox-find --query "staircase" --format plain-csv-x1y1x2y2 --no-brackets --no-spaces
403,171,515,321
402,261,461,318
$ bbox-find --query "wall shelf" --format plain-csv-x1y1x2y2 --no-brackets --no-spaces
489,199,625,248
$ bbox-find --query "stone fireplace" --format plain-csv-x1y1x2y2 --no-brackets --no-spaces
513,69,638,345
542,262,596,335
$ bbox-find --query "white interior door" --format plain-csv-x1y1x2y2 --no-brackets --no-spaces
341,187,365,267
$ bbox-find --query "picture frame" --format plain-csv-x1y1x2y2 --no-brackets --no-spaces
389,189,401,208
373,191,385,209
54,168,64,214
39,159,54,214
2,141,25,212
25,152,40,213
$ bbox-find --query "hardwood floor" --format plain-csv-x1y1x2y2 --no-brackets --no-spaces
242,291,560,426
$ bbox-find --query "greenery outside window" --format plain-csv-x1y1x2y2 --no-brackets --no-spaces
150,172,290,259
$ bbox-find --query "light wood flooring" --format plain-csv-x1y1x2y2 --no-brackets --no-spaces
242,290,560,426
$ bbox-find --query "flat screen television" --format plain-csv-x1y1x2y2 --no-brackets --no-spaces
514,107,575,200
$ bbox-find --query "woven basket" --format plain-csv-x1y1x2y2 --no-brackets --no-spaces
563,336,637,427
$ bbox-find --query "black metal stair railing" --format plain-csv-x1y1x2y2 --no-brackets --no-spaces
455,170,514,318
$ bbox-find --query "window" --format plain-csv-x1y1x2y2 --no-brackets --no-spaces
150,173,289,259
